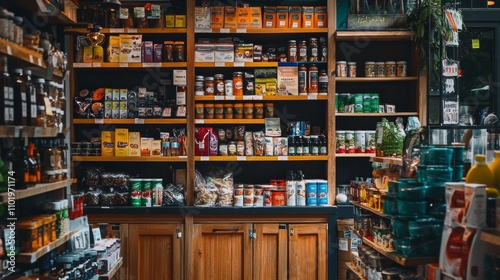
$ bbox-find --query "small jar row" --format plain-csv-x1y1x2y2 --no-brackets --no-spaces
195,102,274,119
336,60,407,78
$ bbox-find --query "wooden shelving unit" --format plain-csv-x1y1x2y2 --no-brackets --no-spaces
73,62,187,68
0,126,62,138
335,77,418,82
73,119,187,125
65,27,187,34
336,112,419,117
194,95,328,101
195,27,328,34
335,31,412,41
346,262,366,280
480,229,500,246
194,119,266,125
0,180,71,203
17,230,78,263
370,156,403,166
72,156,188,162
194,62,278,68
194,155,329,162
335,153,376,158
99,257,123,280
350,201,391,219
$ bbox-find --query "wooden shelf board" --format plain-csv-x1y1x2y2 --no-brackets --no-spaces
335,77,418,82
65,27,187,34
194,95,328,101
370,156,403,166
195,28,328,34
99,257,123,280
17,230,78,263
346,262,367,280
195,119,266,125
336,112,419,117
0,126,63,138
195,155,329,162
362,236,437,266
72,156,188,162
350,201,391,219
480,229,500,246
335,153,376,158
73,62,187,68
0,180,70,203
73,119,187,125
335,30,412,41
194,62,278,68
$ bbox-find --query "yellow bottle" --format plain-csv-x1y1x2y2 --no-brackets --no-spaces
489,150,500,190
466,154,499,197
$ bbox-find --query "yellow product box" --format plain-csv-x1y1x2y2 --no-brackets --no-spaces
112,101,120,119
118,34,142,63
119,101,127,119
101,131,114,156
314,6,327,28
104,101,112,118
112,88,120,100
119,88,127,100
248,7,262,28
195,7,211,29
151,140,162,156
210,6,224,28
276,6,289,28
224,6,237,28
128,132,141,156
302,6,315,29
140,138,152,156
114,128,129,157
175,15,186,27
83,46,93,63
107,36,120,62
263,6,276,28
236,7,250,29
265,78,277,96
105,88,113,100
255,78,267,95
288,6,302,28
165,14,175,27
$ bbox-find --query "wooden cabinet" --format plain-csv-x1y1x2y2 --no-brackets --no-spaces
128,224,184,280
288,224,328,280
253,224,288,280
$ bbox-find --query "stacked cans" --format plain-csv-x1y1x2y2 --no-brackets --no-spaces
129,178,163,207
305,180,329,206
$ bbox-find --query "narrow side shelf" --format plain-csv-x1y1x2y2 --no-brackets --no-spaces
73,62,187,68
335,30,412,41
370,156,403,166
336,153,375,158
362,236,437,266
195,27,328,34
72,156,188,162
195,119,265,125
195,155,329,162
335,77,418,82
346,262,366,280
350,201,391,219
480,229,500,246
73,119,187,125
195,95,328,101
99,257,123,280
0,179,71,203
336,113,419,117
17,230,78,263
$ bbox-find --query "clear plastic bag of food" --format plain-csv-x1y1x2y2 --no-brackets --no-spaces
163,184,185,206
113,192,130,206
253,131,265,156
85,167,103,189
194,170,217,207
84,190,102,206
99,193,116,206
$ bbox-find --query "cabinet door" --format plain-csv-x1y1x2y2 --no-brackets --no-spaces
192,224,252,280
288,224,328,280
128,224,183,280
253,224,288,280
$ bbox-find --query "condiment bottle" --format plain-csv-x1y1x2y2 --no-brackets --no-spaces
320,37,328,62
308,37,318,62
298,64,307,95
24,69,37,126
233,72,244,95
163,41,174,62
318,70,328,95
466,154,499,197
489,151,500,189
287,40,297,62
173,41,185,62
204,77,214,95
298,41,308,61
296,136,303,155
12,68,27,125
0,55,14,125
302,136,311,155
296,170,306,206
286,170,296,206
214,74,224,95
288,136,296,155
308,64,318,94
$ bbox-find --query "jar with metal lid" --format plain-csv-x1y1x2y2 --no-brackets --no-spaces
204,77,214,95
320,37,328,61
298,41,308,61
336,61,347,77
385,61,396,77
234,103,243,118
264,103,274,117
319,70,328,95
254,103,264,118
308,64,319,94
214,74,225,95
288,136,296,155
228,141,237,156
375,62,386,77
195,103,204,119
204,103,214,119
224,80,233,95
308,37,318,61
195,75,205,96
223,103,233,119
214,104,224,119
287,40,297,62
163,41,174,62
348,62,357,77
173,41,185,61
233,72,244,95
365,61,376,77
397,61,407,77
243,103,254,119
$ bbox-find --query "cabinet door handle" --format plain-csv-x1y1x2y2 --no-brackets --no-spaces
212,227,239,232
249,229,257,239
290,228,294,236
176,228,182,239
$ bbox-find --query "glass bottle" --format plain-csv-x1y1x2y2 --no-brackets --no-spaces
1,55,14,125
308,64,319,94
27,143,38,183
298,41,308,61
288,136,296,155
320,37,328,62
170,137,180,156
24,69,37,126
311,135,319,155
319,135,327,155
319,70,328,95
296,136,303,156
34,78,48,127
298,64,307,95
308,37,318,62
287,40,297,62
12,68,27,125
303,136,311,155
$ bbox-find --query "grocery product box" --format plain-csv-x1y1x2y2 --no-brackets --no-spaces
141,41,153,63
112,101,120,119
119,34,142,63
119,88,127,100
314,6,327,28
104,101,112,118
107,36,120,62
236,7,250,29
249,7,262,28
140,138,152,156
195,44,215,62
235,44,253,62
263,6,276,28
112,88,120,100
302,6,315,29
101,131,114,156
151,140,162,156
210,6,224,28
265,78,277,96
175,15,186,27
273,137,288,156
215,43,234,63
289,6,301,28
119,101,127,119
195,7,211,29
276,6,289,28
114,128,128,156
153,44,162,62
462,183,486,228
277,65,299,95
105,88,112,100
128,132,140,156
224,6,237,28
165,14,175,27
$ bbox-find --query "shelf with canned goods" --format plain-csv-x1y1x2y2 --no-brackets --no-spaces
194,95,328,101
73,119,187,125
65,27,188,34
194,62,278,68
72,62,188,69
335,31,412,41
98,257,123,280
335,112,419,117
346,262,367,280
350,200,391,220
194,155,329,162
195,27,328,34
0,179,71,203
71,156,188,162
335,77,418,82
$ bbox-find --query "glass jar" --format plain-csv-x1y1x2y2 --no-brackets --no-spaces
320,37,328,62
319,70,328,95
195,103,204,119
397,61,407,77
223,103,233,119
298,41,308,61
287,40,297,62
233,72,244,95
375,62,385,77
254,103,264,118
224,80,233,95
336,61,347,77
204,77,214,95
365,61,376,77
243,103,254,119
163,41,174,62
234,103,244,118
308,37,318,61
308,64,318,94
348,62,357,77
174,41,185,62
214,74,225,95
385,61,396,77
214,104,224,119
264,103,274,118
298,64,308,95
195,75,204,95
204,103,214,119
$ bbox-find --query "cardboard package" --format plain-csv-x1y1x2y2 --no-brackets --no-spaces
314,6,327,28
249,7,262,28
101,131,114,156
114,128,128,156
210,6,224,28
237,7,250,29
128,132,141,156
224,6,237,28
302,6,315,29
263,6,276,28
119,34,142,63
288,6,301,28
276,6,289,28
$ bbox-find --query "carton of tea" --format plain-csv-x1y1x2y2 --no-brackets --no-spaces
263,6,276,28
101,131,114,156
210,6,224,28
462,183,486,228
224,6,237,28
289,6,301,28
112,101,120,119
128,132,141,156
249,7,262,28
151,140,162,156
276,6,289,28
195,6,211,29
114,128,129,156
302,6,315,29
119,101,127,119
237,7,250,29
314,6,327,28
141,138,152,156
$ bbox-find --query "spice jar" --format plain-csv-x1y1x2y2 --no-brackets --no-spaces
224,80,233,95
195,75,204,96
336,61,347,77
397,61,407,77
224,103,234,119
298,41,308,61
365,61,376,77
234,103,244,118
163,41,174,62
298,64,308,95
195,103,204,119
287,40,297,62
348,62,357,77
243,103,254,119
204,77,214,95
319,70,328,95
134,7,148,28
214,74,225,95
214,104,224,119
233,72,244,95
375,62,385,77
254,103,264,118
119,7,134,28
204,103,214,119
308,37,318,61
264,103,274,117
385,61,396,77
173,41,185,62
308,64,319,94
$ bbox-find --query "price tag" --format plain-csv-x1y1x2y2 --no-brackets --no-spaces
33,127,42,138
195,119,204,124
236,156,247,161
243,96,253,100
472,39,480,49
179,156,187,159
38,58,43,66
119,63,128,67
215,62,225,67
339,238,349,251
127,28,138,33
143,62,162,68
101,206,110,209
109,28,124,33
73,63,90,68
225,96,235,100
134,118,145,124
6,45,12,55
92,63,101,68
214,96,224,100
253,95,263,100
307,95,318,100
220,28,230,33
234,62,245,67
278,156,288,161
200,156,210,161
94,119,104,124
195,28,213,33
29,55,34,64
236,28,247,33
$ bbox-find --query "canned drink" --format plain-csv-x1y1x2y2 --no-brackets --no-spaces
336,131,346,153
129,179,142,206
243,184,254,207
271,190,286,206
317,180,328,206
286,181,296,206
152,179,163,206
254,195,264,207
354,131,366,153
306,180,317,206
233,184,244,207
141,179,153,207
365,131,376,154
345,130,355,153
296,181,306,206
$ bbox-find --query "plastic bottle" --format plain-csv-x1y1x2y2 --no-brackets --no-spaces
286,170,296,206
296,170,306,206
489,150,500,190
466,154,499,197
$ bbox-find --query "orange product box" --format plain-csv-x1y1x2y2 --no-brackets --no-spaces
151,140,162,156
288,6,301,28
140,138,152,156
236,7,250,29
263,6,276,28
224,6,237,28
276,6,289,28
302,6,315,28
114,128,128,156
128,132,141,156
101,131,114,156
248,7,262,28
314,6,327,28
210,6,224,28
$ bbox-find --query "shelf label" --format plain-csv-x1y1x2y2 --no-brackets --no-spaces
278,156,288,161
195,28,213,33
94,119,104,124
234,62,245,67
178,156,187,159
29,55,34,64
220,28,230,33
339,238,349,251
6,45,12,55
236,156,247,161
253,95,263,100
225,96,235,100
200,156,210,161
109,28,124,33
236,28,247,33
307,95,318,100
119,63,128,67
74,63,92,68
134,118,145,124
127,28,138,33
214,96,224,100
92,63,101,68
195,119,204,124
33,127,42,138
142,62,162,68
243,96,253,100
215,62,225,67
38,58,43,66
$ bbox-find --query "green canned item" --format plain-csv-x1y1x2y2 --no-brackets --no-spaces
371,93,380,113
141,179,153,207
363,94,371,113
335,93,339,113
130,179,142,206
353,93,363,113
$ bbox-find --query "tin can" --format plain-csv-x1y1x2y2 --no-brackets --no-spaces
130,179,142,206
271,190,286,206
286,181,296,206
353,93,363,113
263,185,273,206
254,185,264,207
370,93,380,113
234,184,244,207
243,184,254,207
375,62,385,77
365,62,375,77
317,180,329,206
365,131,376,154
296,181,306,206
396,61,407,77
336,131,346,153
336,61,347,77
345,130,355,153
362,94,371,113
355,131,366,153
385,61,396,77
141,179,152,207
152,179,163,206
348,62,357,77
306,180,317,206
